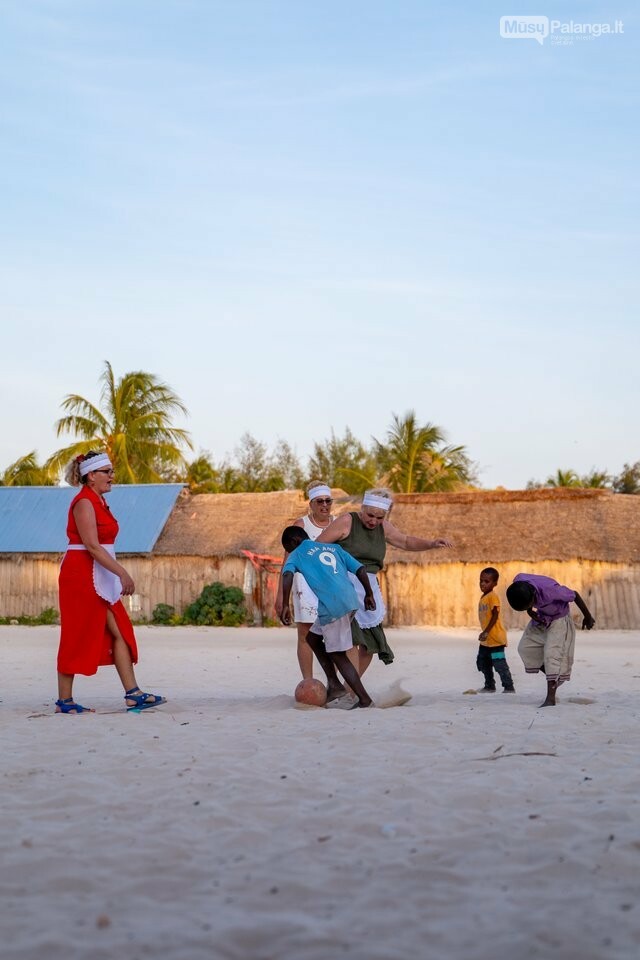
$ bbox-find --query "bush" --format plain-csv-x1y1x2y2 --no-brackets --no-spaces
0,607,60,626
182,582,246,626
38,607,59,624
152,603,176,625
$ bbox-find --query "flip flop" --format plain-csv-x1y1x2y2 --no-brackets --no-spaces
326,694,361,710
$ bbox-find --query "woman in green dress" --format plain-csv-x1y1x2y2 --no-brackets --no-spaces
316,489,453,675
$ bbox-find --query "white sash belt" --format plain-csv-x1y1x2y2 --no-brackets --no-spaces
66,544,123,604
348,571,386,629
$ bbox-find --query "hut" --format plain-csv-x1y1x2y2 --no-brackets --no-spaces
1,486,640,628
151,487,640,629
383,488,640,630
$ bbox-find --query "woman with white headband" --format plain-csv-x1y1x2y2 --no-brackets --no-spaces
275,480,335,679
317,488,453,675
55,450,166,714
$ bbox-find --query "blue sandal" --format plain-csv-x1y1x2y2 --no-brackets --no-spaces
55,697,94,714
125,687,167,712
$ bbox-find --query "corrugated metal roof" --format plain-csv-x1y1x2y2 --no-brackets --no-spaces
0,484,185,554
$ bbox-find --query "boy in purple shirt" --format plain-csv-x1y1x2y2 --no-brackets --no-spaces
506,573,595,707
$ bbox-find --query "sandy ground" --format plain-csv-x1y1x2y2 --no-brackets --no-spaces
1,625,639,960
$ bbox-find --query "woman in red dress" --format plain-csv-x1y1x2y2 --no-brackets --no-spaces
56,450,166,714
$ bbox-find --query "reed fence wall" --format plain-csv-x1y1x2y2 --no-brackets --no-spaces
2,555,640,630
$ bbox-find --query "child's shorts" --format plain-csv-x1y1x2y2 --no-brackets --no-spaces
518,614,576,682
292,572,319,623
310,612,354,653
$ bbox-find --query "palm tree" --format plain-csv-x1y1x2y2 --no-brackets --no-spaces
47,362,193,483
181,454,244,494
580,469,611,489
373,411,475,493
545,469,582,488
0,451,57,486
184,453,219,491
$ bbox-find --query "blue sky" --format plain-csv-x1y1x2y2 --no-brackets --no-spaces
1,1,638,488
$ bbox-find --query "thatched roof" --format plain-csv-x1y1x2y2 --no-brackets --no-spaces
154,489,326,559
153,488,640,564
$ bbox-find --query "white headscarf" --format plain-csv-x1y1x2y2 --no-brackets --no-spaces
79,454,112,477
362,492,393,511
308,484,332,501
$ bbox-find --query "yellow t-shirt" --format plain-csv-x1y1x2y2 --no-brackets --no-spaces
478,590,507,647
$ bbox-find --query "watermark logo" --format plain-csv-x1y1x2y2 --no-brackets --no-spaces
500,16,624,46
500,15,548,45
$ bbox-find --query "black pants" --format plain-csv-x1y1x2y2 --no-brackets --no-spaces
476,644,514,691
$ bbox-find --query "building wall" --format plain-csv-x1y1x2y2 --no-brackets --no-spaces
382,560,640,630
2,555,640,629
0,555,248,621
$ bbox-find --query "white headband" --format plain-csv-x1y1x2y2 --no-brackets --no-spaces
79,454,112,477
309,484,332,501
362,492,392,511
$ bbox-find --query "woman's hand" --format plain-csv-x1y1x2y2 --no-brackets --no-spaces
119,569,135,596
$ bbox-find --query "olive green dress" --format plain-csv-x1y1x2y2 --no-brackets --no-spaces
340,511,394,665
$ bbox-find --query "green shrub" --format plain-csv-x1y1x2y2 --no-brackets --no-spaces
38,607,59,624
0,607,60,626
183,582,246,626
152,603,176,625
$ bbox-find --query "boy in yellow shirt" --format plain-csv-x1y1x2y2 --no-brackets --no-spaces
477,567,515,693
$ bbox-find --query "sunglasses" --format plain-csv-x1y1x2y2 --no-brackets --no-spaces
313,498,333,505
93,468,115,476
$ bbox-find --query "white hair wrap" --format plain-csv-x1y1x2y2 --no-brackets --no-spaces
362,492,393,511
79,454,112,477
308,484,332,501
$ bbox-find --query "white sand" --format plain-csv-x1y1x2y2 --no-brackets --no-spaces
1,626,639,960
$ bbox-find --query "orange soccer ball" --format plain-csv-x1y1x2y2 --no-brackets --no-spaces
294,679,327,707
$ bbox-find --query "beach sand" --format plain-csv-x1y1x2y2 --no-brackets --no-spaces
1,626,639,960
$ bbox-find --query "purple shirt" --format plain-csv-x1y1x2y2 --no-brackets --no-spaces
514,573,576,628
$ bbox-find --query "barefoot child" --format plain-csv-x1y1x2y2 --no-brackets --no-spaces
279,526,375,709
506,573,595,707
477,567,515,693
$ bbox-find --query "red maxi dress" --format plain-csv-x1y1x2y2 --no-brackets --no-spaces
57,486,138,676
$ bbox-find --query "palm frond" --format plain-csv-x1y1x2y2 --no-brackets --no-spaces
52,362,191,484
45,441,104,478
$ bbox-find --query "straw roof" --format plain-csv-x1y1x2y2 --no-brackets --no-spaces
154,490,325,559
153,487,640,564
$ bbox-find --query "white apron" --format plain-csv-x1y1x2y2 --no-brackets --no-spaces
66,544,123,605
348,571,386,629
